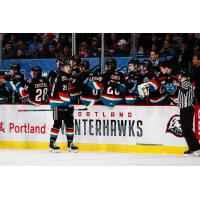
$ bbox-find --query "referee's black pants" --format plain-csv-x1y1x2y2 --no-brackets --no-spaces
180,106,200,151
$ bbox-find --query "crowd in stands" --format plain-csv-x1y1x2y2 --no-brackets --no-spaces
2,33,200,62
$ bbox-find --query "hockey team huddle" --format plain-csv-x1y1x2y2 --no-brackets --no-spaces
0,55,181,152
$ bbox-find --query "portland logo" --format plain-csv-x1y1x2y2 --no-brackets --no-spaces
166,115,183,137
0,121,5,133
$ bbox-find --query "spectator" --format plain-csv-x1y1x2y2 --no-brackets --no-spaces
139,33,152,54
165,34,173,42
78,42,90,57
96,33,102,42
47,44,58,58
16,49,28,59
46,33,57,46
9,34,18,50
114,39,130,56
136,45,144,54
186,34,195,55
160,40,176,57
176,40,191,69
3,42,17,59
58,34,70,48
59,46,71,58
36,44,49,58
17,40,28,56
172,34,184,49
89,37,101,57
105,33,118,55
193,34,200,53
192,53,200,105
28,34,42,57
151,34,162,52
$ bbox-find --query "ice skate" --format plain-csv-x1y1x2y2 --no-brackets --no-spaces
183,150,194,156
191,149,200,157
49,140,60,153
68,143,78,153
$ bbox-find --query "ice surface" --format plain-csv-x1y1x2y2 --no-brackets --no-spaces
0,149,200,166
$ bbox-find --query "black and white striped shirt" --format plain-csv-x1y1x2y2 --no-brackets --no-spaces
178,80,194,108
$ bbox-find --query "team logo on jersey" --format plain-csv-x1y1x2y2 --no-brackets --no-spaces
166,114,183,137
0,121,5,133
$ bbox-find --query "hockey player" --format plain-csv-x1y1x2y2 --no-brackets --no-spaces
137,60,156,104
124,59,142,104
78,61,101,106
9,63,25,85
0,71,11,103
49,59,78,153
69,61,89,105
16,66,49,105
69,55,81,75
47,57,66,89
139,60,155,83
159,61,179,105
138,60,169,104
68,57,82,104
0,63,26,103
87,58,126,107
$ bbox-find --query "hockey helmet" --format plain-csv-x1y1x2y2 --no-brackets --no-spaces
10,63,21,74
80,60,90,71
56,56,67,64
141,59,152,71
105,58,117,71
69,55,81,65
58,59,71,70
128,59,139,66
31,66,42,78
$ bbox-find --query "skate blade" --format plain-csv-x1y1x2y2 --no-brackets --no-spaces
49,149,60,153
183,154,192,157
67,149,79,153
191,153,200,157
184,153,200,157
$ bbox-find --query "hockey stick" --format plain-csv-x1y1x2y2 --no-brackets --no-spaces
18,108,87,112
85,99,95,110
18,100,96,112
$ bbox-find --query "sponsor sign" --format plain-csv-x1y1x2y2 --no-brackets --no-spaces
0,105,187,147
195,106,200,140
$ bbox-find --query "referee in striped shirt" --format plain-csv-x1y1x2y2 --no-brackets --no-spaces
176,70,200,155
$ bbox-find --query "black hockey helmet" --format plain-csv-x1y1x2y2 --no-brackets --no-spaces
128,59,139,66
10,63,21,74
69,55,81,65
31,66,42,78
105,58,117,71
58,59,70,70
56,56,67,64
141,59,152,67
141,59,152,70
80,60,90,71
